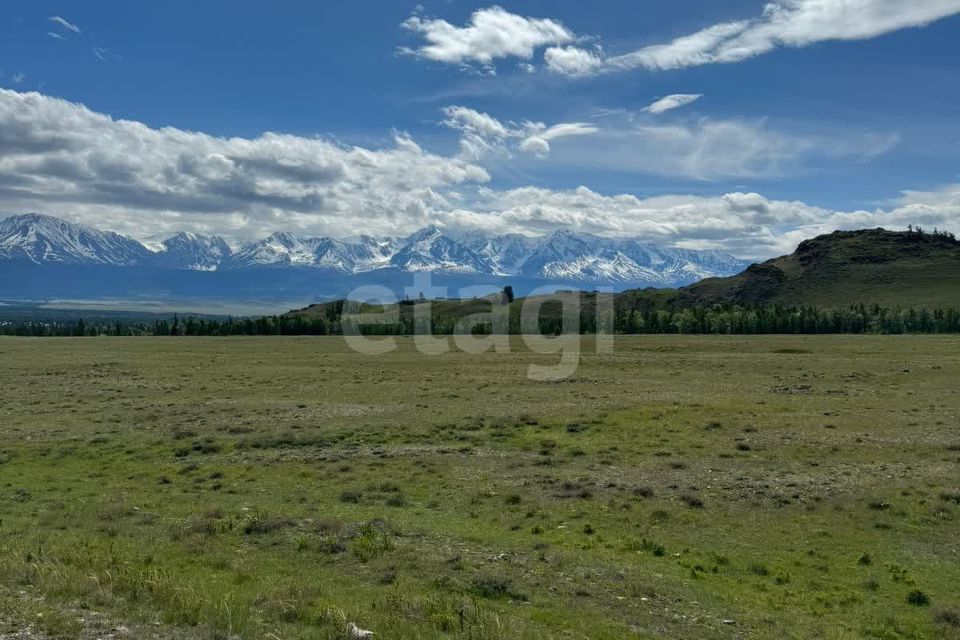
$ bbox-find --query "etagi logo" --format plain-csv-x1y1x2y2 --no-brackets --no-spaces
341,274,614,381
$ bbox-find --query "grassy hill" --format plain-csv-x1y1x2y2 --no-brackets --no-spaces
676,228,960,308
286,229,960,331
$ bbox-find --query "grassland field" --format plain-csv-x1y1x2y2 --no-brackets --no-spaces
0,335,959,640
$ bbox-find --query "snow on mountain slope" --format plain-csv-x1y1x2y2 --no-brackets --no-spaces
153,232,232,271
225,232,327,269
389,226,497,274
0,214,749,286
0,213,153,266
458,231,540,275
314,236,398,273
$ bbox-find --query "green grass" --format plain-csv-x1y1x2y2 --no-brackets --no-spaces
1,335,960,639
680,229,960,307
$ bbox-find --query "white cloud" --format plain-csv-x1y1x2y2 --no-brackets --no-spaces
0,89,948,259
524,115,898,181
440,105,516,160
11,73,25,84
442,185,960,258
93,47,117,62
643,94,703,115
47,32,65,41
543,46,603,76
442,105,512,139
519,122,599,158
0,89,489,240
550,0,960,76
442,186,834,256
441,105,599,160
48,15,81,34
517,136,551,158
401,6,575,71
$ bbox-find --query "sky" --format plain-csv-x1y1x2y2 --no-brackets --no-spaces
1,0,959,259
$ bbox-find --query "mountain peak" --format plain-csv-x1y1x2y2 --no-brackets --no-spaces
3,212,73,230
156,231,232,271
0,213,749,286
405,224,444,243
0,212,152,266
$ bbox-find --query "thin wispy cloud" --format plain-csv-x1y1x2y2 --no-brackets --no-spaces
47,32,65,41
441,105,599,159
549,0,960,76
405,2,960,78
93,46,119,62
519,122,599,158
643,94,704,115
48,15,81,34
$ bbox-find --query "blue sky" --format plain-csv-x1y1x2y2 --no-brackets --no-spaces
1,1,959,257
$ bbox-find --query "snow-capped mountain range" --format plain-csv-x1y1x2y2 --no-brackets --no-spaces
0,213,749,286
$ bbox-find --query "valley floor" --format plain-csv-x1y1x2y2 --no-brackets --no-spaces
0,336,959,639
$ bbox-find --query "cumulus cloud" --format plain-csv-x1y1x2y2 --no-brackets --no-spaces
442,105,512,139
0,89,950,259
0,89,489,239
48,15,81,34
442,186,833,256
441,185,960,258
440,105,599,160
543,46,603,76
400,6,575,72
548,0,960,76
643,94,703,115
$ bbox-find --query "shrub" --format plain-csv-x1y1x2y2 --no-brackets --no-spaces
471,574,526,601
316,535,347,555
640,539,666,557
939,492,960,505
907,590,931,607
633,486,654,499
385,494,407,507
934,608,960,628
243,513,295,535
351,522,393,562
191,440,222,455
314,518,345,534
680,494,705,509
339,490,362,504
858,553,873,566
